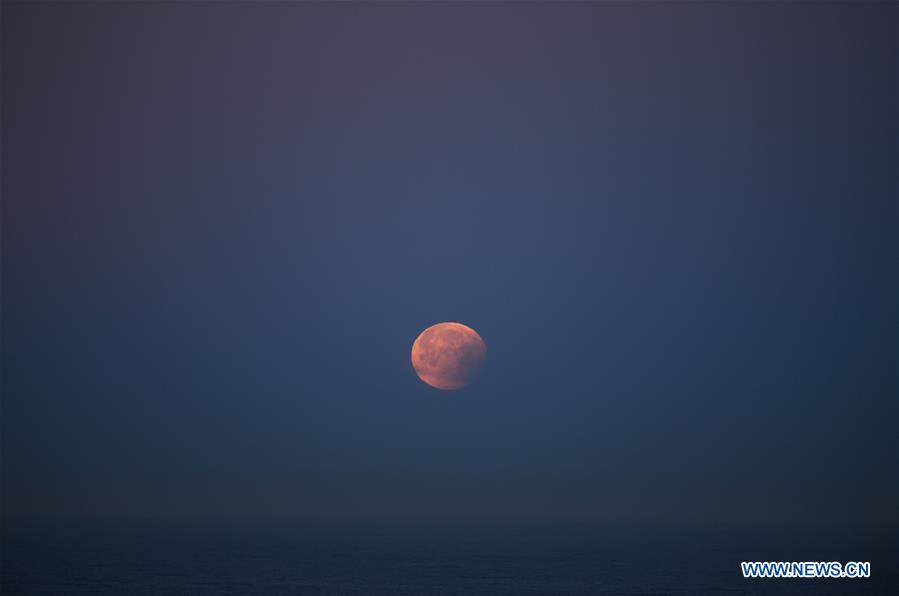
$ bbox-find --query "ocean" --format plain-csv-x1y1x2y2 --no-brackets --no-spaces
2,520,896,595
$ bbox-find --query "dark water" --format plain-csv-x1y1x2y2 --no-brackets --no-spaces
2,520,896,595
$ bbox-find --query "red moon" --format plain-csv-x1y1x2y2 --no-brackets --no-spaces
411,322,487,390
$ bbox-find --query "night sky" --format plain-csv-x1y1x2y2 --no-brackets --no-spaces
2,2,896,529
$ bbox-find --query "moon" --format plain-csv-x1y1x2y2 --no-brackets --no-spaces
411,322,487,390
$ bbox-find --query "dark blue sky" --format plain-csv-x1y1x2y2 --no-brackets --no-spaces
2,2,896,526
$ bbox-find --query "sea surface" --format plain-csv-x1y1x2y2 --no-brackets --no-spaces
2,519,896,595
